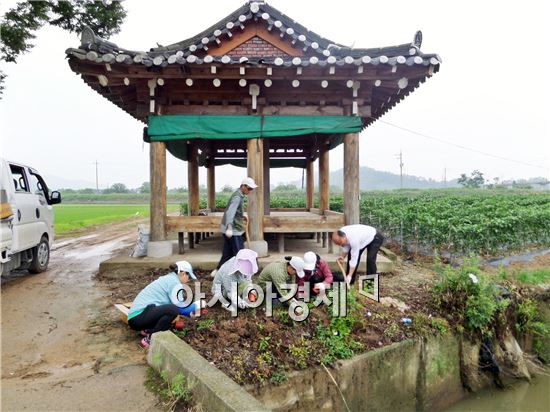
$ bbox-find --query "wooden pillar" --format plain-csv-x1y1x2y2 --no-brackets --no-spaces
319,141,330,212
277,234,285,254
150,141,167,241
306,159,314,210
207,160,216,211
343,132,360,224
188,144,199,248
263,139,270,216
247,138,264,241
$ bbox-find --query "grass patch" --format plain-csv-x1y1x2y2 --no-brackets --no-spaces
144,367,193,412
53,204,178,234
515,268,550,285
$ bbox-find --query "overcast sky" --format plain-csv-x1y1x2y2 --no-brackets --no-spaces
1,0,548,190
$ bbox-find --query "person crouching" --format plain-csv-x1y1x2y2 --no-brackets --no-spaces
127,261,204,348
212,248,259,311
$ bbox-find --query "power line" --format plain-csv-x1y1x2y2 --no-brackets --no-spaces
376,119,548,170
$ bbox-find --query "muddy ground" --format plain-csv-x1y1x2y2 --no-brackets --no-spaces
1,218,159,411
2,219,548,410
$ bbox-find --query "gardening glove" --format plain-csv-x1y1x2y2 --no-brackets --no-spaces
192,300,207,317
225,228,233,238
237,298,249,309
313,283,326,294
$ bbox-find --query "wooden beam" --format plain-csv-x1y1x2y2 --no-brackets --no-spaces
166,215,222,232
306,159,314,209
343,132,360,224
319,140,329,212
263,214,344,233
247,138,264,241
150,141,167,241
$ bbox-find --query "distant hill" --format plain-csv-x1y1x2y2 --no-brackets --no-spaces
294,166,459,190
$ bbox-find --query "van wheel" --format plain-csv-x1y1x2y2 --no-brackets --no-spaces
29,236,50,273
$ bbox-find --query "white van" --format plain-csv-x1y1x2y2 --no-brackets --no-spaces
0,158,61,276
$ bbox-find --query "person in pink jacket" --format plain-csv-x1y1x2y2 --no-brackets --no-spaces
296,251,334,297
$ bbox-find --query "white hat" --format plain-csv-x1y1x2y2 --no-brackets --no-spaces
175,260,197,280
289,256,305,278
241,177,258,189
303,251,317,271
235,248,259,278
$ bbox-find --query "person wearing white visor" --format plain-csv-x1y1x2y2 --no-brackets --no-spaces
257,256,305,307
212,177,258,277
297,251,334,298
127,260,205,348
212,248,259,310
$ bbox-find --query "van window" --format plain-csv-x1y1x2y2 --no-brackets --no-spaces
28,172,48,200
9,165,29,192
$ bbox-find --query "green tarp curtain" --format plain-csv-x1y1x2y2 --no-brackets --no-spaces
147,115,363,140
149,115,363,167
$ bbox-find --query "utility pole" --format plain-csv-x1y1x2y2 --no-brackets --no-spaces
443,167,447,187
396,150,404,189
93,161,99,192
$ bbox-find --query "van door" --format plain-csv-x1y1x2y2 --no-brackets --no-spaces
27,169,54,243
9,164,39,252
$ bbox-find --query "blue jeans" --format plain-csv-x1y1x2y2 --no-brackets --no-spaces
216,234,244,269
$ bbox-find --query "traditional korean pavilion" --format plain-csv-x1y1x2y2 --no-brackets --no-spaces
66,1,440,256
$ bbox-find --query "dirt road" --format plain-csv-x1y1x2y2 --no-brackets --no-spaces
1,220,159,411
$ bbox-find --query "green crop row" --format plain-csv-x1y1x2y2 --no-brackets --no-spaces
180,189,550,255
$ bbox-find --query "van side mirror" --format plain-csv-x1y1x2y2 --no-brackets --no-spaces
50,191,62,205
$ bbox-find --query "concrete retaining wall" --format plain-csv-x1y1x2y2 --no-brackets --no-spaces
148,330,538,412
251,335,466,412
147,331,270,412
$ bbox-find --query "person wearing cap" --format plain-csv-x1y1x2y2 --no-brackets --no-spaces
127,261,204,348
212,248,259,310
257,256,305,306
332,224,384,285
297,251,334,297
213,177,258,277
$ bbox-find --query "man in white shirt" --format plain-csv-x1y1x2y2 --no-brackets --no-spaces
331,224,384,285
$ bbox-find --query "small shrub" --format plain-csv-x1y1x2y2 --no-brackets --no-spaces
288,337,311,369
258,336,271,352
432,257,499,335
196,319,214,331
144,368,193,411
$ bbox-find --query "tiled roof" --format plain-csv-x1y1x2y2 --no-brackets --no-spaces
66,1,441,69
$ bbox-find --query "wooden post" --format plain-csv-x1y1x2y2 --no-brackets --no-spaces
343,132,360,224
188,143,199,248
207,160,216,211
150,141,167,241
247,138,264,241
263,139,271,216
277,233,285,254
306,159,314,210
327,232,334,253
319,140,329,212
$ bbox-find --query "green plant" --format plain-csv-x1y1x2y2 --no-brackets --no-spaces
258,336,271,352
269,370,288,385
144,368,192,411
173,328,188,338
515,268,550,285
432,257,499,335
384,322,400,339
196,319,214,331
516,298,550,362
288,337,311,369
